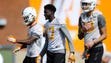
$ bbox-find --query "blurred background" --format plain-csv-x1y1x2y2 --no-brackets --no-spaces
0,0,111,63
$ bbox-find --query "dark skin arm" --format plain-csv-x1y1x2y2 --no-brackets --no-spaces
13,44,27,53
16,36,38,45
78,26,85,40
40,32,48,57
78,17,85,40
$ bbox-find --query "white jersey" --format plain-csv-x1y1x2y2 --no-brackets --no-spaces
80,10,105,44
44,18,66,53
26,23,45,57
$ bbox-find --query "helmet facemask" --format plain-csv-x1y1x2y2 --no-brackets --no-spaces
23,13,35,26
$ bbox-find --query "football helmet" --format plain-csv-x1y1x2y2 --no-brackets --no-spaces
81,0,97,12
22,7,37,25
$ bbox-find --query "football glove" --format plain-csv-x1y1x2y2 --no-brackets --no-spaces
36,55,41,63
7,35,16,43
13,46,21,54
68,53,75,63
82,47,90,59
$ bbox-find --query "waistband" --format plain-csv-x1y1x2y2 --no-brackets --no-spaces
93,42,103,48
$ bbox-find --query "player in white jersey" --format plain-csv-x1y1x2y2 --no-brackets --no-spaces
38,4,75,63
7,7,45,63
78,0,107,63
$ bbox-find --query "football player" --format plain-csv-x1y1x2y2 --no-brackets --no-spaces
38,4,75,63
78,0,107,63
7,7,45,63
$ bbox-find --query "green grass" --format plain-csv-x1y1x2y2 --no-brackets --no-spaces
0,49,14,63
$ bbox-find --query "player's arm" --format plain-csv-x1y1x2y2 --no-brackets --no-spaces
39,32,48,57
13,44,27,53
60,25,75,62
36,30,48,63
60,25,74,53
21,44,27,48
39,38,48,57
78,17,85,40
93,15,107,44
7,33,40,45
36,32,48,62
15,35,38,45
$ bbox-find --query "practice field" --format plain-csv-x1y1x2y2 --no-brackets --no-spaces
0,49,14,63
4,49,111,63
14,50,84,63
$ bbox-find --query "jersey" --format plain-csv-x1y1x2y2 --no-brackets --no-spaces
44,18,66,53
26,23,45,57
79,10,106,44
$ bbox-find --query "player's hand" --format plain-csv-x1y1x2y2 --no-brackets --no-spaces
36,55,41,63
68,52,75,63
83,22,92,31
7,35,16,43
85,41,95,49
13,46,21,54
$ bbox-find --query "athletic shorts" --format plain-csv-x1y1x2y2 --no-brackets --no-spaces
23,56,37,63
85,42,104,63
47,51,65,63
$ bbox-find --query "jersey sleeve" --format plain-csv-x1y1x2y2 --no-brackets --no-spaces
31,26,43,39
98,15,106,28
60,25,75,53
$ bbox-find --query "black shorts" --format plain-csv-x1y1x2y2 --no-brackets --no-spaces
23,56,37,63
85,42,104,63
47,51,65,63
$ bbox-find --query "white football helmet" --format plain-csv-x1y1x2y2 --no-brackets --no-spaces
81,0,97,12
22,7,37,25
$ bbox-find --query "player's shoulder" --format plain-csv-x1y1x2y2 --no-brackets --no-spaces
93,10,102,16
80,12,86,18
80,10,102,16
32,23,43,31
55,18,65,25
35,23,43,28
44,21,48,28
44,18,65,28
80,11,86,15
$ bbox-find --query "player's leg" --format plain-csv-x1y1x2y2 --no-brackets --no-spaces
23,56,30,63
23,56,37,63
47,51,54,63
30,57,37,63
85,46,103,63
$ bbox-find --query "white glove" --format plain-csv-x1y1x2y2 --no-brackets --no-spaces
7,35,16,43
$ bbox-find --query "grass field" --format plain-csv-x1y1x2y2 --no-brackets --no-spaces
0,49,15,63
